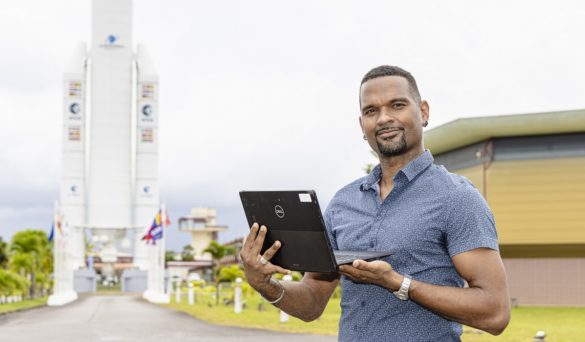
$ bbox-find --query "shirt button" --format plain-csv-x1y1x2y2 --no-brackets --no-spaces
361,301,366,307
370,242,375,248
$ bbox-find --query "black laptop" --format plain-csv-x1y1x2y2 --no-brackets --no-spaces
239,190,392,273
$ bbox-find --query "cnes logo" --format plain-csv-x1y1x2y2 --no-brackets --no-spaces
274,205,285,218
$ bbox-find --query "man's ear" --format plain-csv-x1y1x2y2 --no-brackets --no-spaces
420,100,430,125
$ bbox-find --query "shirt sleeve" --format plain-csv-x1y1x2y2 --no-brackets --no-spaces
445,182,500,257
323,202,339,251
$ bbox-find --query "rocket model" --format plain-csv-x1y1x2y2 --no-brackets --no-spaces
49,0,167,305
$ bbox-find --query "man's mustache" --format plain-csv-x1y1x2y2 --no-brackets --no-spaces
375,127,405,136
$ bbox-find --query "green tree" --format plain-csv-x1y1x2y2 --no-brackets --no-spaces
9,229,52,297
165,250,176,263
202,240,236,304
202,240,236,281
363,150,379,174
217,264,244,283
0,269,30,296
0,237,8,269
181,244,194,261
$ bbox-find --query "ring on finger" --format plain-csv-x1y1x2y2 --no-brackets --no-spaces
259,256,268,265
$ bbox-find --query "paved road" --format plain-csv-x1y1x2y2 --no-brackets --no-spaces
0,294,337,342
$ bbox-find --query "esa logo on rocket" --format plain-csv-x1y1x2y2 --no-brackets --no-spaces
68,103,82,120
99,34,124,49
141,104,154,122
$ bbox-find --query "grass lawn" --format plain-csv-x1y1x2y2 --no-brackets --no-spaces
164,286,585,341
0,296,47,315
97,283,121,293
461,307,585,342
164,287,339,335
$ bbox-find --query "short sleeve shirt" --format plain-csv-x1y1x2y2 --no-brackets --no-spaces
323,150,499,342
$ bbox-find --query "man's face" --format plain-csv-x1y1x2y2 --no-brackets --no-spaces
359,76,428,158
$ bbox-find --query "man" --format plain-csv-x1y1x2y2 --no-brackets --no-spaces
240,65,510,341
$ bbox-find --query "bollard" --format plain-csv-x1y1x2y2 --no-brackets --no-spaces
166,277,172,296
234,277,243,314
175,281,181,303
533,331,546,342
188,282,194,305
279,274,293,323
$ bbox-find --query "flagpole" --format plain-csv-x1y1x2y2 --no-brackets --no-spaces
160,203,166,296
142,204,169,303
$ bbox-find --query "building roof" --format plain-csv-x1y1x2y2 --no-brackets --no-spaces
424,109,585,155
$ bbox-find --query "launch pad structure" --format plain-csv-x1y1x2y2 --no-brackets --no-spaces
49,0,168,305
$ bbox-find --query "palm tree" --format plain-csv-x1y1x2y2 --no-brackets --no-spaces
9,229,52,297
202,240,235,304
202,240,236,280
0,269,29,297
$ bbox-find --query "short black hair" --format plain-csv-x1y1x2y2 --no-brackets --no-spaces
360,65,421,104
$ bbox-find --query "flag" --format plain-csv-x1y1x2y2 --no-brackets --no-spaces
142,208,171,245
49,211,67,242
48,223,54,242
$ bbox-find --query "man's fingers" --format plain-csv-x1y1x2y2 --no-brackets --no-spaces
270,265,292,276
251,225,268,255
352,259,376,272
262,240,281,261
242,223,259,251
249,223,260,241
339,264,372,281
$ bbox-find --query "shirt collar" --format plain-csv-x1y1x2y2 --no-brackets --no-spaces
401,149,434,181
360,150,434,191
360,164,382,191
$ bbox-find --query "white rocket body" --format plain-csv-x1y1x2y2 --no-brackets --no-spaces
88,0,133,232
49,0,166,305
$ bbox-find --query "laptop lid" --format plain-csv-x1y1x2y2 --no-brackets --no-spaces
239,190,338,273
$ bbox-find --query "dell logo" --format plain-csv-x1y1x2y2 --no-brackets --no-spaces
274,205,285,218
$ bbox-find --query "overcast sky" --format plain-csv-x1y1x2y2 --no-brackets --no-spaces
1,0,584,251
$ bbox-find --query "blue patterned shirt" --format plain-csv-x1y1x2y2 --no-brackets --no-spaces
324,150,499,342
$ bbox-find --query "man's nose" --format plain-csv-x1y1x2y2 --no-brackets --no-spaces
376,107,395,126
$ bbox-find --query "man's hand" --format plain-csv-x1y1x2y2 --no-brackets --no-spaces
239,223,291,293
339,259,402,291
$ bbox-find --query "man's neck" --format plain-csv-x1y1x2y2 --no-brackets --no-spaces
378,146,425,187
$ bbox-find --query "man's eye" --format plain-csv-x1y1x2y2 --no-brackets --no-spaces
364,108,376,115
393,103,405,109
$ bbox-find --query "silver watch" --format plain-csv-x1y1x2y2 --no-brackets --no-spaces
393,274,412,300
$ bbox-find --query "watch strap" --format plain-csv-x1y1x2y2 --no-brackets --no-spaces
393,274,412,300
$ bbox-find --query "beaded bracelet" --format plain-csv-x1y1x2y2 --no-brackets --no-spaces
261,278,285,304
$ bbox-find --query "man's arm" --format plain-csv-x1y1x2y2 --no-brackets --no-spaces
339,248,510,335
240,223,339,322
261,271,339,321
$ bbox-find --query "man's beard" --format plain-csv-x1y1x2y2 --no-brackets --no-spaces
377,134,408,157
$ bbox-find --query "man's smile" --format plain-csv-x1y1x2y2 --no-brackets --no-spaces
376,127,403,139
